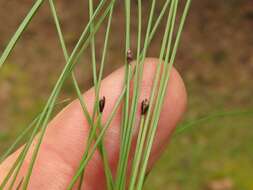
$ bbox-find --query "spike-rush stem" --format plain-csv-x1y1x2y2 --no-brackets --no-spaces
0,0,192,189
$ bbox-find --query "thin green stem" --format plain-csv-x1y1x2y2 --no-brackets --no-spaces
89,0,98,88
3,1,110,188
77,3,115,189
116,0,157,189
96,2,114,100
97,113,114,190
129,0,175,188
136,1,191,189
0,0,44,68
89,0,99,127
130,2,177,188
129,114,145,190
49,0,92,125
0,116,38,164
49,4,109,188
21,1,111,188
115,0,132,188
67,86,124,189
175,108,253,136
0,1,192,189
128,3,143,188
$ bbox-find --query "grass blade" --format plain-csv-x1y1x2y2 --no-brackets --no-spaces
175,108,253,136
0,0,44,68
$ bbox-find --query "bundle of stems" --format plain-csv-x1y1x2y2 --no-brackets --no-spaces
0,0,192,189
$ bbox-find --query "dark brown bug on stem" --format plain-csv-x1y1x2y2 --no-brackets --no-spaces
99,96,106,113
141,99,149,115
126,49,133,64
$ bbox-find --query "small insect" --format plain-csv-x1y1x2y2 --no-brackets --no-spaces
99,96,106,113
126,49,133,64
141,99,149,115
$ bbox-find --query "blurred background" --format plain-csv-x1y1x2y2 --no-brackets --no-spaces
0,0,252,189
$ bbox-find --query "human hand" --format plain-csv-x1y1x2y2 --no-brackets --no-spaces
0,58,187,190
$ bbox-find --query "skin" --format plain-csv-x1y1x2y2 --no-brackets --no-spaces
0,58,187,190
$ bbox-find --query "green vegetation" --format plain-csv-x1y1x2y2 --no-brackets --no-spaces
0,0,252,189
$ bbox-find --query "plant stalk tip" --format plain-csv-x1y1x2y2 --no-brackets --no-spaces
99,96,106,113
141,99,149,115
126,49,133,64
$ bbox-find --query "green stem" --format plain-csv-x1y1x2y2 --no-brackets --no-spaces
67,86,124,189
11,1,110,189
116,0,157,189
97,114,114,190
129,115,146,190
0,116,39,164
0,0,44,68
136,1,191,189
21,2,111,188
